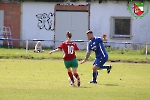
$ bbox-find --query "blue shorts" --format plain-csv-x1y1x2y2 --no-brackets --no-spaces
93,55,108,68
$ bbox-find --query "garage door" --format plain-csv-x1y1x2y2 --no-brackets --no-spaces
54,5,90,49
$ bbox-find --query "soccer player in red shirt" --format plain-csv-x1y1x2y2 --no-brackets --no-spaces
49,31,80,87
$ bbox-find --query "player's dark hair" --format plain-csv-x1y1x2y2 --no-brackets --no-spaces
66,31,72,39
86,30,93,34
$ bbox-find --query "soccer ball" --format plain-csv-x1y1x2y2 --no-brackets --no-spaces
37,49,40,52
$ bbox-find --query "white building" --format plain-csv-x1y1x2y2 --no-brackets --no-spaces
0,0,150,49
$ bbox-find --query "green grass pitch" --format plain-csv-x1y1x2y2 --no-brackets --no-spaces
0,59,150,100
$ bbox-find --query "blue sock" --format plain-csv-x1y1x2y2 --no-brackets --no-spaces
100,65,110,69
93,71,98,82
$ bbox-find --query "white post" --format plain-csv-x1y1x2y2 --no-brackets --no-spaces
146,42,148,60
26,40,28,54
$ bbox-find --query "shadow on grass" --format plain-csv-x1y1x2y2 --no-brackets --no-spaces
79,86,91,88
99,83,119,86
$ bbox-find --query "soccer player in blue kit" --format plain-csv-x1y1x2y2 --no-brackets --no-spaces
81,30,112,83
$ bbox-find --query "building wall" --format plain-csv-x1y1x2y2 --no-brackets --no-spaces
21,1,150,48
0,10,4,46
90,1,150,44
21,2,56,48
0,3,21,47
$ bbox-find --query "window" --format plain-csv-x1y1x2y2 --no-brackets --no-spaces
110,17,132,39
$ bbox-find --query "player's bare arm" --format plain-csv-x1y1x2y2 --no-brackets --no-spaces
49,48,61,54
85,50,92,61
81,50,92,64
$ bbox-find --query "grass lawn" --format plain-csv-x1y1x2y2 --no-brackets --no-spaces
0,59,150,100
0,48,150,63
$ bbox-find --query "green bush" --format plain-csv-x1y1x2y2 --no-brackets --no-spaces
105,46,114,52
105,45,150,55
140,46,150,55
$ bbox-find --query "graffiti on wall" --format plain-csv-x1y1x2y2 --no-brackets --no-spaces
36,12,54,31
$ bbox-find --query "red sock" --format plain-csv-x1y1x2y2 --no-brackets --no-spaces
74,73,80,87
68,72,74,83
74,73,80,80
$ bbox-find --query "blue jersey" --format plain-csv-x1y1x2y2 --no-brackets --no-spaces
87,37,108,58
